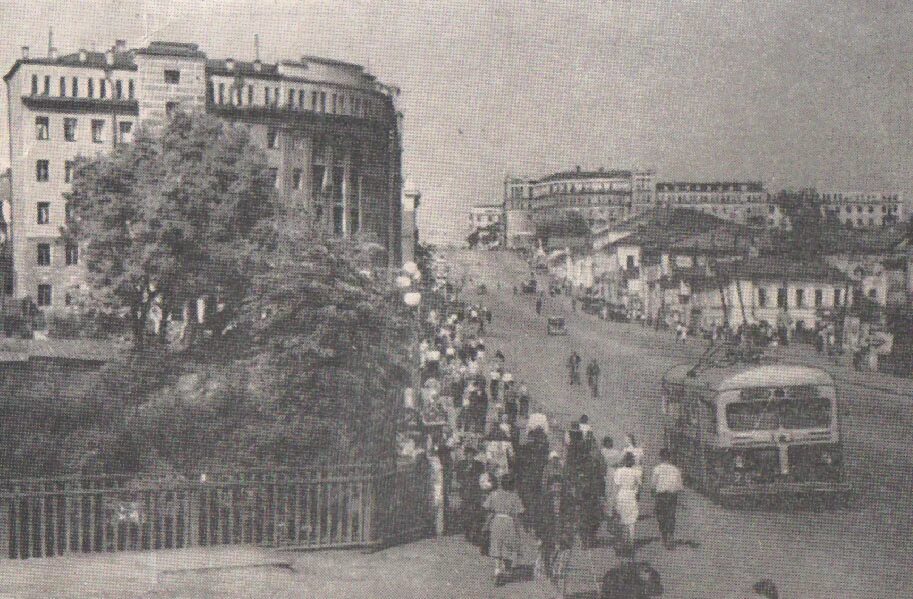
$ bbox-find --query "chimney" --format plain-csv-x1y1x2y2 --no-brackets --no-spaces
253,59,262,72
115,39,126,53
48,47,58,60
225,58,234,71
21,46,29,59
79,49,87,62
105,50,114,66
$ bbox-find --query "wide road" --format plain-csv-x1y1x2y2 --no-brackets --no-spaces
445,248,913,599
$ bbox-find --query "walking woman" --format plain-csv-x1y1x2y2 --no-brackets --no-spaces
613,453,642,550
483,473,525,586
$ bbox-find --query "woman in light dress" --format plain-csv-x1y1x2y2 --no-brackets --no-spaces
613,452,642,547
483,473,525,585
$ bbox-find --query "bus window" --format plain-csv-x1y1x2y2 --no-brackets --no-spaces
724,386,833,431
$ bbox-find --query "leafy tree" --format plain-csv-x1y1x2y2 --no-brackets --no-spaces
66,109,276,349
535,210,590,246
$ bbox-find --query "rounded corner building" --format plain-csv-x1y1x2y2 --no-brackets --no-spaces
4,40,404,310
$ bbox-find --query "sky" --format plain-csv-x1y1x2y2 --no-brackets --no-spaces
1,0,912,245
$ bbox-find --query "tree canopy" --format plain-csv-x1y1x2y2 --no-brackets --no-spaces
67,109,276,347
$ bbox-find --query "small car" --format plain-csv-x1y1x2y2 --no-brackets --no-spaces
547,316,568,336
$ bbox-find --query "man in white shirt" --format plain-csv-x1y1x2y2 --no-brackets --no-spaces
651,449,684,549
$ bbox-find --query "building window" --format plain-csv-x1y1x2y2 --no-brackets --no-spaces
320,92,326,112
164,69,180,84
218,82,225,104
333,205,344,235
37,243,51,266
118,121,133,144
72,77,79,97
64,118,77,141
91,119,105,143
236,86,242,106
354,97,360,115
350,207,360,233
312,165,325,196
339,95,345,113
267,127,278,149
332,166,344,200
100,79,107,98
311,91,318,111
36,116,49,140
834,289,842,306
298,90,305,108
332,94,337,113
88,78,95,98
248,85,253,105
65,161,75,183
128,79,135,99
292,168,303,190
37,202,50,224
288,89,295,107
59,76,66,96
36,160,49,182
273,87,279,106
267,168,279,189
31,74,38,95
264,86,270,106
37,284,52,307
65,243,79,266
795,289,805,308
43,75,50,95
166,101,178,118
758,288,767,307
776,287,787,308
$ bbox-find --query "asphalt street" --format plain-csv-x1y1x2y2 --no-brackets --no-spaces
446,249,913,599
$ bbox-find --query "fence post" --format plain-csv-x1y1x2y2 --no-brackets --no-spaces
0,494,8,559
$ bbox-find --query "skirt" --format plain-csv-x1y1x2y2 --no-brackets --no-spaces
615,490,639,527
489,514,521,562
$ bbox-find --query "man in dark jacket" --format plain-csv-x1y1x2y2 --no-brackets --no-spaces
455,446,486,544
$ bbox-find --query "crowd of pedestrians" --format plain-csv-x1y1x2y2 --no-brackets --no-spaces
400,299,692,590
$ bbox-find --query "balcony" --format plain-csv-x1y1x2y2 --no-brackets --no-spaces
22,95,138,115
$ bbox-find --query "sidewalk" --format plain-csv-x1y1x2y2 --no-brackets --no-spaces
0,538,558,598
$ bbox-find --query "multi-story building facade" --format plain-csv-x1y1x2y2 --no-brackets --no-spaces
655,181,780,227
468,204,503,232
503,167,655,248
4,40,403,309
818,190,905,228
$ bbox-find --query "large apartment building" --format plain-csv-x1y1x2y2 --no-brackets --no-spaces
818,190,905,228
503,167,655,248
4,40,403,309
655,181,781,227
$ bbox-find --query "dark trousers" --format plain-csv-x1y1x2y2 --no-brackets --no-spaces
655,492,678,545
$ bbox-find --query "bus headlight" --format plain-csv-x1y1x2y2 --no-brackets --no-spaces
734,454,745,469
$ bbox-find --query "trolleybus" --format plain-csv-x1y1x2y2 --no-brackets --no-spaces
661,363,851,500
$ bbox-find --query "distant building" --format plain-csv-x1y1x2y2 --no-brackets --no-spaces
4,40,404,309
655,181,781,227
818,190,905,228
469,204,503,232
503,167,655,248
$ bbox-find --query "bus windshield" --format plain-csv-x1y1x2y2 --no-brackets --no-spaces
724,386,833,431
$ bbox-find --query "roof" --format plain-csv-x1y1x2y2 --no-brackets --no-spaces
663,363,834,393
134,41,206,58
605,209,732,251
537,169,633,183
717,257,849,284
814,225,909,255
4,50,136,81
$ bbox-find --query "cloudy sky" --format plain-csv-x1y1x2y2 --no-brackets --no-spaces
1,1,911,244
